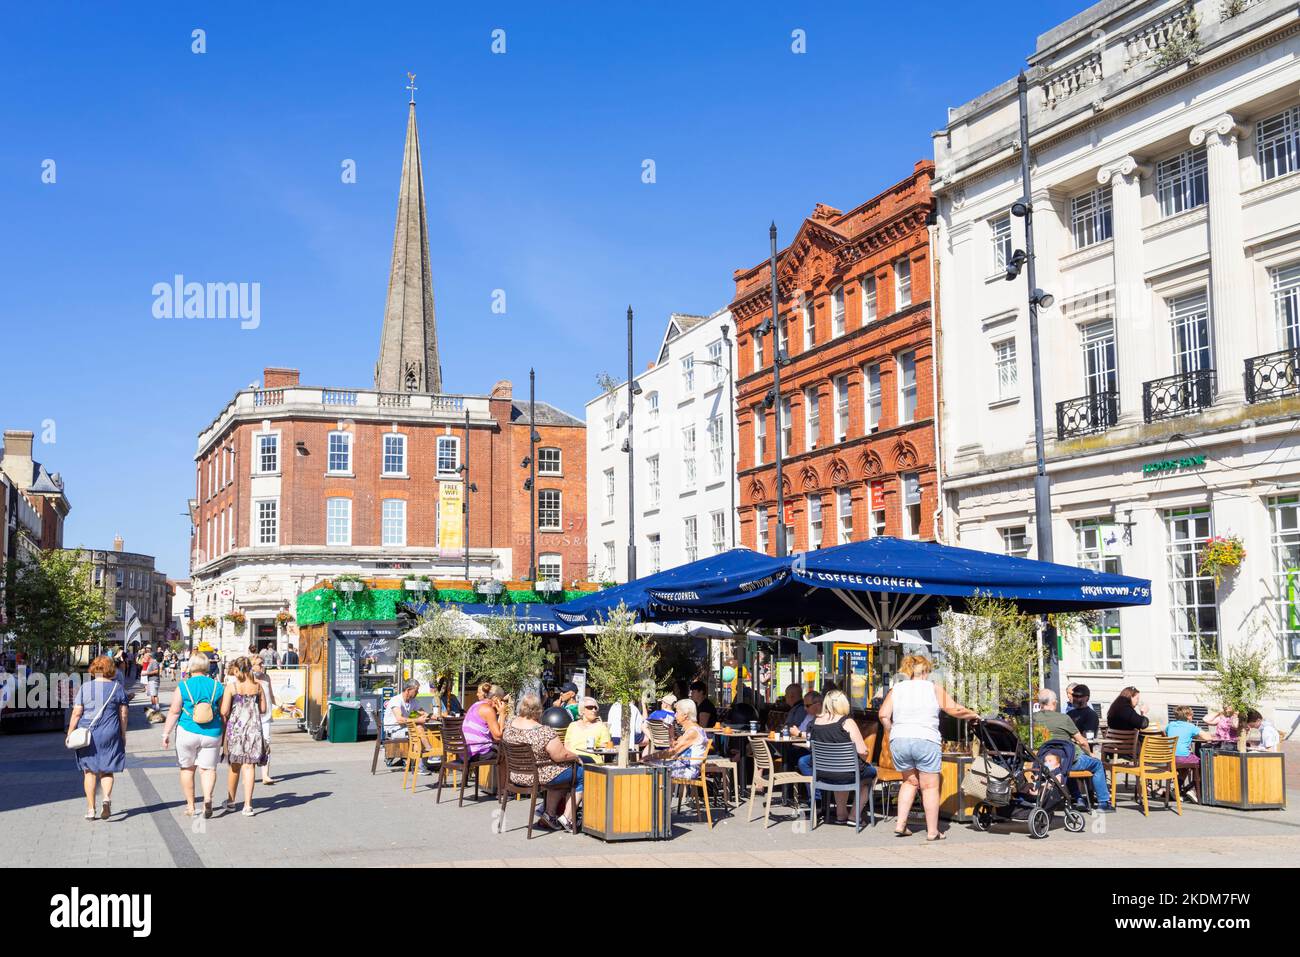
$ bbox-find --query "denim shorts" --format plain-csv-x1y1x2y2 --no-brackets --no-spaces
889,737,942,774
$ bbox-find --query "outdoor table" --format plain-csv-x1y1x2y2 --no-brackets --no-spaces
589,747,638,764
703,727,770,796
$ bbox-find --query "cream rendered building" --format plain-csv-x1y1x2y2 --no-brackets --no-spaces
933,0,1300,727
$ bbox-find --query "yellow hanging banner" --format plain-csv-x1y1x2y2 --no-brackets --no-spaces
438,482,463,553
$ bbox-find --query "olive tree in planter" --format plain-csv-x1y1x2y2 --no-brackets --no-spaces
478,614,553,707
403,604,486,699
586,603,666,768
1201,630,1296,749
937,595,1039,734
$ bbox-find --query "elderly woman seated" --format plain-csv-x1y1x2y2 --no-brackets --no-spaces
648,699,708,778
502,692,584,831
563,696,613,763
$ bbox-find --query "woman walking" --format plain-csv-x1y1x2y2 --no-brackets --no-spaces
221,656,269,816
879,654,979,841
67,656,130,820
251,655,277,785
162,652,225,818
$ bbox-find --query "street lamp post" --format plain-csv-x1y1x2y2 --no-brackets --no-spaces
768,223,787,558
626,305,637,581
1012,72,1058,692
528,369,537,582
460,410,478,582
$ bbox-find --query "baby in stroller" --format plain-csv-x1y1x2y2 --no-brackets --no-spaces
966,719,1088,839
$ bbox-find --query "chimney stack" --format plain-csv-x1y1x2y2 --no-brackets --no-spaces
113,534,124,552
1,430,35,490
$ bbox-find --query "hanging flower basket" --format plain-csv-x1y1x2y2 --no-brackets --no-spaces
275,610,294,630
194,615,217,634
223,610,247,633
1198,535,1246,587
332,574,367,595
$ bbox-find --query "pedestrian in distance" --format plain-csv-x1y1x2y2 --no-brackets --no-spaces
67,656,130,821
162,652,225,818
221,656,269,816
282,645,300,666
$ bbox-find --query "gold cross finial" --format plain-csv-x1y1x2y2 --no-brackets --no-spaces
406,72,417,104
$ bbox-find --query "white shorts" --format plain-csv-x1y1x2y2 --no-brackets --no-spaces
176,728,221,770
145,678,159,697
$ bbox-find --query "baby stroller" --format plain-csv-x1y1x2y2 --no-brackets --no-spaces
963,719,1087,839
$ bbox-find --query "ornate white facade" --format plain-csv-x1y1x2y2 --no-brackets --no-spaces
933,0,1300,726
585,310,738,583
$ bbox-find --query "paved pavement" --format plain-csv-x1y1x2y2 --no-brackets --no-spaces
4,683,1299,868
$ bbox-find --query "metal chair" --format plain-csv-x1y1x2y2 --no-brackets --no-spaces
401,726,442,794
747,737,812,828
809,739,875,832
498,740,580,838
645,718,675,753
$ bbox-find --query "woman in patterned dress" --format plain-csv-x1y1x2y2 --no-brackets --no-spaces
220,656,268,817
502,693,584,832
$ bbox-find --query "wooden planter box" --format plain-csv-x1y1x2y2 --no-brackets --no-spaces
582,763,673,841
938,753,976,822
1200,748,1286,810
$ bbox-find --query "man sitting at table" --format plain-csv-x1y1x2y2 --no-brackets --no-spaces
1034,689,1114,813
564,697,613,763
384,680,432,770
782,684,805,729
1245,710,1281,752
789,691,822,736
1066,684,1099,739
689,682,717,728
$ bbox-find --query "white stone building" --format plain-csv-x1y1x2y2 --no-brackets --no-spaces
585,310,739,583
932,0,1300,726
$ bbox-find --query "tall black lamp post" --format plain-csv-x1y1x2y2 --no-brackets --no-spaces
1008,73,1058,691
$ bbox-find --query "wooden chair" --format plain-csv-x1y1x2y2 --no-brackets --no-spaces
401,726,443,794
1100,728,1140,799
746,736,812,828
865,728,904,819
1112,734,1181,816
706,734,740,806
497,740,580,838
671,736,715,829
435,716,494,806
1068,769,1097,808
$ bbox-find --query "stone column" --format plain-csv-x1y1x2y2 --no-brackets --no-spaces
1097,156,1151,425
1189,114,1254,406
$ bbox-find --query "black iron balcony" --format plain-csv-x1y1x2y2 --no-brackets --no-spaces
1142,369,1216,423
1056,390,1119,439
1245,347,1300,404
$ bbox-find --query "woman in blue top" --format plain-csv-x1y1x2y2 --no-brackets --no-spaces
162,652,225,818
1165,705,1212,802
67,656,130,821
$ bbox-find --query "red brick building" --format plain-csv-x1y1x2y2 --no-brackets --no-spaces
731,161,937,554
188,97,586,654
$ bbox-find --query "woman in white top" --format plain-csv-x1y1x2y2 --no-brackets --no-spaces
879,654,978,841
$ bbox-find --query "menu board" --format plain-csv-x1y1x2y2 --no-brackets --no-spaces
328,622,401,700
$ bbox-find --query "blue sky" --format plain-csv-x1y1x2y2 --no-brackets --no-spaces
0,1,1088,578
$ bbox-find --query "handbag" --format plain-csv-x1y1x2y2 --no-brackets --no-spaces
961,755,1014,806
184,679,220,725
65,685,117,750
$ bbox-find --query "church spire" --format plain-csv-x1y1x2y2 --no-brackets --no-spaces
375,78,442,394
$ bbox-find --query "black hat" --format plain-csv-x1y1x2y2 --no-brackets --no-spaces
1071,684,1090,698
559,681,579,694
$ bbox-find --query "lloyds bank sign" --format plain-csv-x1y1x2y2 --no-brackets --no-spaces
1142,454,1206,476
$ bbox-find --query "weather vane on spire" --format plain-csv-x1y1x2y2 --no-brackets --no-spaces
406,71,417,104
